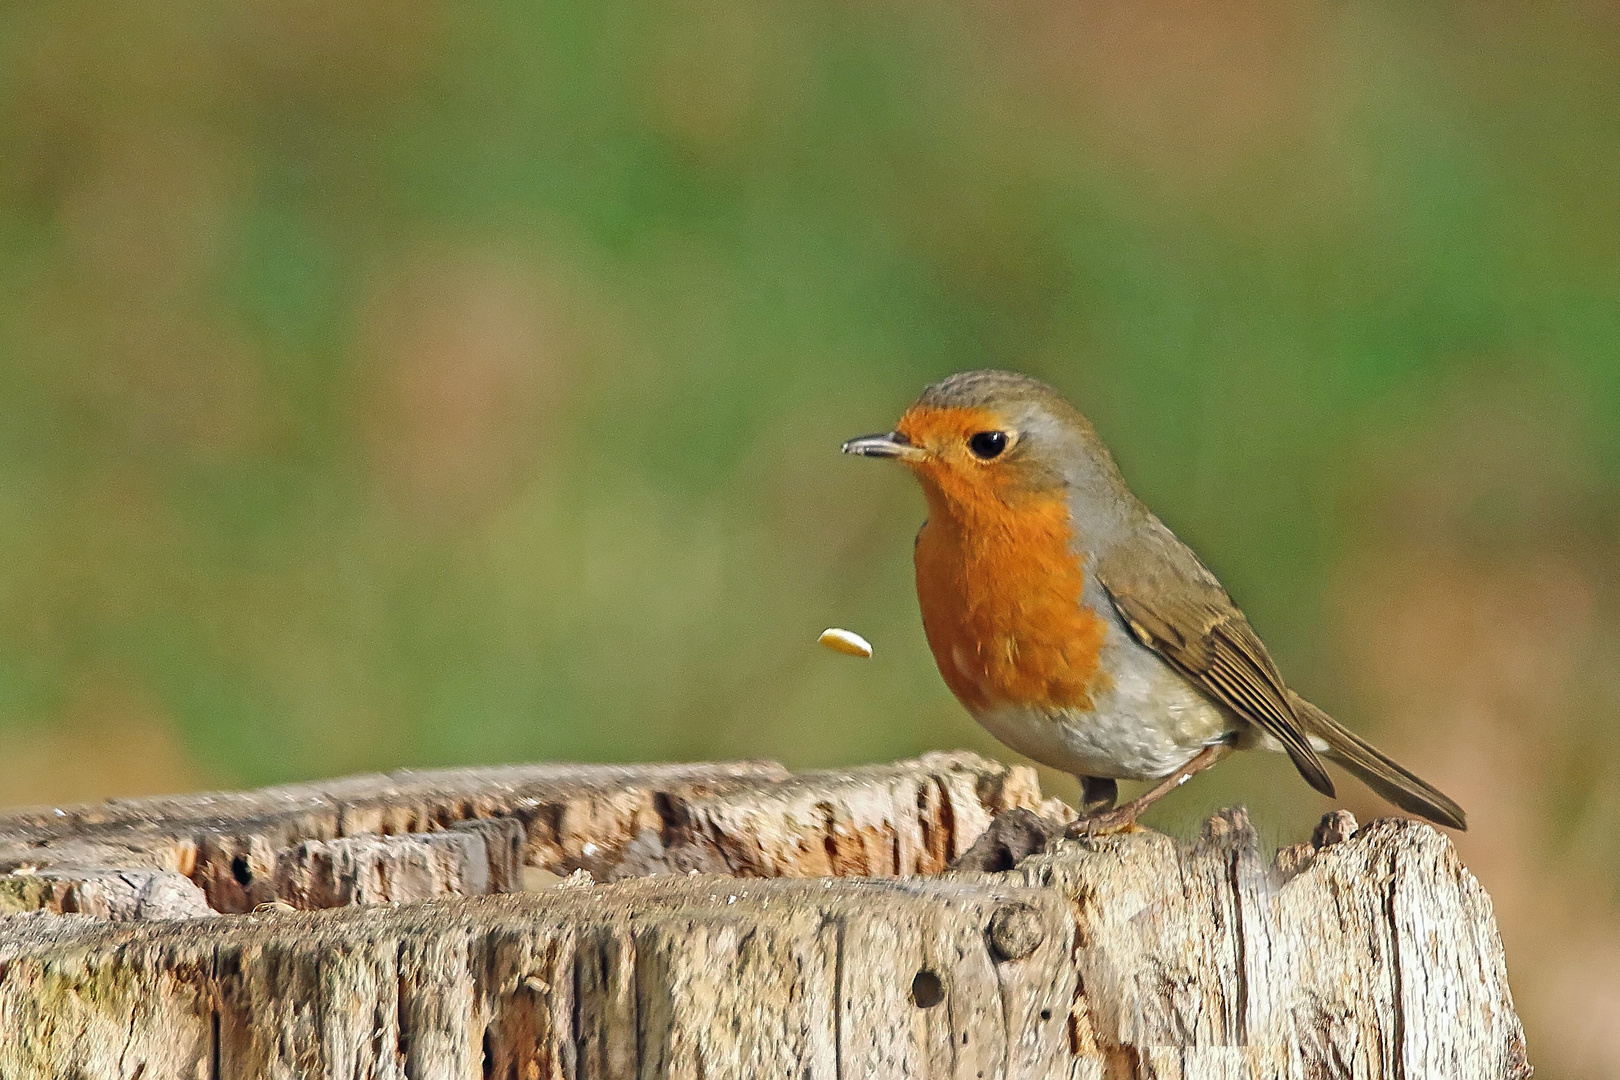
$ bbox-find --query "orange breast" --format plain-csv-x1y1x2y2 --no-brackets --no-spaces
913,493,1109,714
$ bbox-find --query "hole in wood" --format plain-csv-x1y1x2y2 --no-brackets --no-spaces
911,970,944,1008
987,903,1043,961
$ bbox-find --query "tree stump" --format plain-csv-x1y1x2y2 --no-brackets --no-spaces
0,753,1529,1078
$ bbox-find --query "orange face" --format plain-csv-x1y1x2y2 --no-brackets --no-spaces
890,404,1109,715
893,405,1037,519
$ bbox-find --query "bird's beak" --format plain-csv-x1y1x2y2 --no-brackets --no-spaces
842,431,925,462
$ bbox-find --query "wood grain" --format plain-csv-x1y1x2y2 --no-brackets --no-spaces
1002,807,1530,1079
0,755,1527,1078
0,753,1036,912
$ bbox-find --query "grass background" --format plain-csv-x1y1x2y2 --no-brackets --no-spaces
4,0,1620,1070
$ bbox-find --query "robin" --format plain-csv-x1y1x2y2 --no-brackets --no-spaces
844,369,1465,832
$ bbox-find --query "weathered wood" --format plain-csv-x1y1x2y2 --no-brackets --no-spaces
0,755,1528,1078
0,866,212,921
0,753,1037,913
272,816,526,908
0,877,1077,1079
1000,808,1530,1079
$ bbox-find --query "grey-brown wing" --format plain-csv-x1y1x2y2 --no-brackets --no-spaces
1096,542,1335,798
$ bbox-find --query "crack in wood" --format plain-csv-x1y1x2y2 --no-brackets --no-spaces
0,758,1528,1079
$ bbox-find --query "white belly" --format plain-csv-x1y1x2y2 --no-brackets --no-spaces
970,626,1237,780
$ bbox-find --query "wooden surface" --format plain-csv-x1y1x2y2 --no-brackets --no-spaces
0,754,1529,1079
1009,809,1530,1079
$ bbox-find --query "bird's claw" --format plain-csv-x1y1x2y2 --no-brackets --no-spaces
1064,810,1142,839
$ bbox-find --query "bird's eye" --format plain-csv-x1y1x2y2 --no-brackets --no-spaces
967,431,1009,460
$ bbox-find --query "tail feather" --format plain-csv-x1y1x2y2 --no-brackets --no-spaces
1287,692,1467,831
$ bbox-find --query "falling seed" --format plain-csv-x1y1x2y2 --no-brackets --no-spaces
819,628,873,658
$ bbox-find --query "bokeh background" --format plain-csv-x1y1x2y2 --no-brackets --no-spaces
3,0,1619,1070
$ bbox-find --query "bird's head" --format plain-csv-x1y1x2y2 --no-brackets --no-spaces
843,370,1124,523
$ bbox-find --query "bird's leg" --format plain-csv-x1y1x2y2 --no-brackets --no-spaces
1078,776,1118,816
1066,743,1228,837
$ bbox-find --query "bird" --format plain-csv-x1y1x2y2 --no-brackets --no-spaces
843,369,1465,833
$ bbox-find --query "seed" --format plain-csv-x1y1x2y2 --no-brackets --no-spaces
818,627,873,658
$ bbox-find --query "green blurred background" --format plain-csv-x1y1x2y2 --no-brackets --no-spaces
3,0,1619,1070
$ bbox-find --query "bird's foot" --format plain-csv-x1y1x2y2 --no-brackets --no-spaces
1065,807,1143,838
1064,744,1230,840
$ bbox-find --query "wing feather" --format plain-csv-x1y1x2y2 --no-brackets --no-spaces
1097,545,1335,797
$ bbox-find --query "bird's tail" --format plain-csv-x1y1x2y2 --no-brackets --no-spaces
1287,691,1467,831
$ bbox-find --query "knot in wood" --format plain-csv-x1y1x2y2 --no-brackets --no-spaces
1312,809,1358,849
987,902,1043,962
